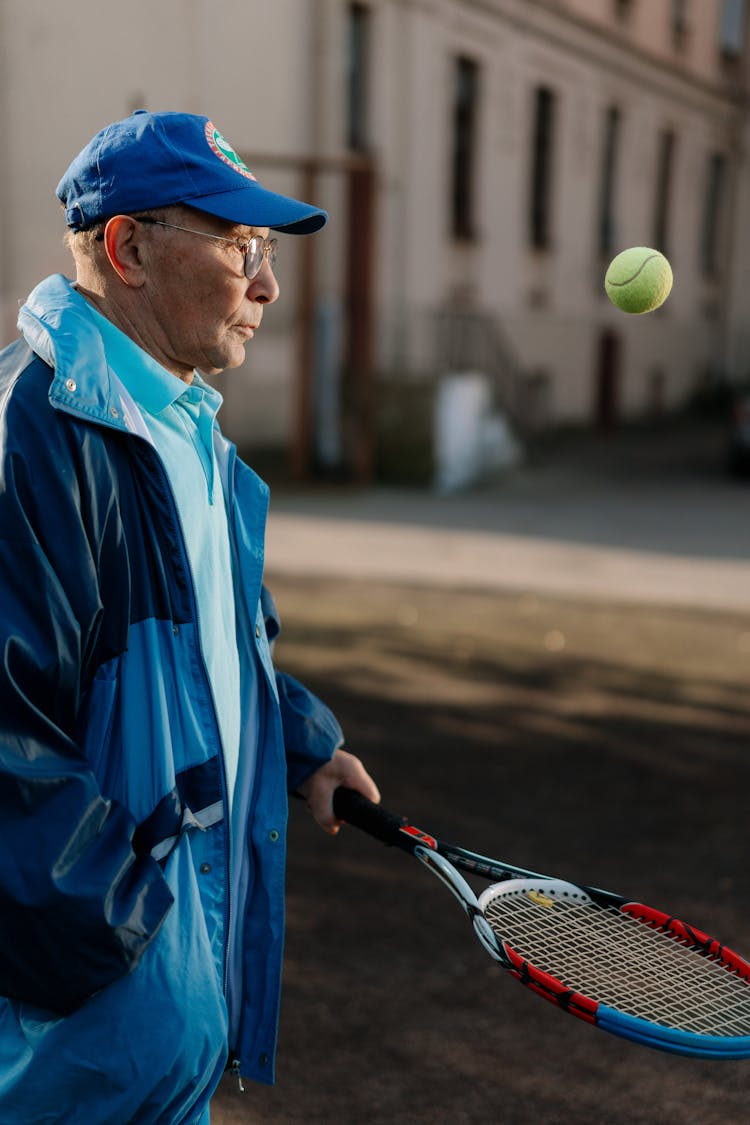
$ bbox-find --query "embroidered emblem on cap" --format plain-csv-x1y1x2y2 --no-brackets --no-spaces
205,122,257,181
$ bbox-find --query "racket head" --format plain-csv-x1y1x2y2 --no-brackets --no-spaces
477,877,750,1058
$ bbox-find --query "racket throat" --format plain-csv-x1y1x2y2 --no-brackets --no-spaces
413,845,505,962
472,913,506,963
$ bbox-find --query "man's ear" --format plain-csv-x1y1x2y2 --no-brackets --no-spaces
102,215,147,286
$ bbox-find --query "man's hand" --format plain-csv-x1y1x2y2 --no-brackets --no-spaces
297,748,381,834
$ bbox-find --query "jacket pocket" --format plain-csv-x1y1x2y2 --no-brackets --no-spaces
0,838,228,1125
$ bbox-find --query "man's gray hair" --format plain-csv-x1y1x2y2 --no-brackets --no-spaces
63,204,186,258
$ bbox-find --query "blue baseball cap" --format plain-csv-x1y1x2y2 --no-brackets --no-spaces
56,110,328,235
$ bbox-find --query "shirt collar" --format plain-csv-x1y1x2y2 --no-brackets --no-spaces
82,297,222,418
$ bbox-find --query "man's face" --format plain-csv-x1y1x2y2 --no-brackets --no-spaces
138,208,280,379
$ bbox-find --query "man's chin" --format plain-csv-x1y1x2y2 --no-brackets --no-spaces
201,348,248,377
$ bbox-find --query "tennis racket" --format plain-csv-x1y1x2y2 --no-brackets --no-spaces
333,787,750,1059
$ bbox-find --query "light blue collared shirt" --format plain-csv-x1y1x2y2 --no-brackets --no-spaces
84,300,242,808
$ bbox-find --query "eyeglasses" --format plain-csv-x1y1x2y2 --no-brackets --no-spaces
137,217,278,280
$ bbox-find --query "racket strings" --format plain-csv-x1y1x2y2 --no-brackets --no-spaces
482,889,750,1036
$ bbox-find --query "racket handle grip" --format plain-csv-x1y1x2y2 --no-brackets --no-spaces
333,787,407,847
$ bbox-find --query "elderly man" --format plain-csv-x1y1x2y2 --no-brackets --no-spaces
0,111,379,1124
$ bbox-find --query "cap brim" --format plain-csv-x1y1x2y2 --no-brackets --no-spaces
185,183,327,234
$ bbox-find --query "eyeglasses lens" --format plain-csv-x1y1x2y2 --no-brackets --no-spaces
244,238,277,280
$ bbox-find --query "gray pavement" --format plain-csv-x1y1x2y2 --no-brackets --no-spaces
264,419,750,611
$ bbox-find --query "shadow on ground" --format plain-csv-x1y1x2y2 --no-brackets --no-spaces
212,575,750,1124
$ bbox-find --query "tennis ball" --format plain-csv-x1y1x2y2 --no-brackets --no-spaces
604,247,673,314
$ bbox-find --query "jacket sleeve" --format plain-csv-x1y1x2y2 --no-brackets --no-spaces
259,585,343,791
276,671,343,792
0,374,174,1014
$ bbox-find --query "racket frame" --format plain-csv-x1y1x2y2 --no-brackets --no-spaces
332,787,750,1060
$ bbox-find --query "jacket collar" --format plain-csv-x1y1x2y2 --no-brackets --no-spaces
19,273,142,434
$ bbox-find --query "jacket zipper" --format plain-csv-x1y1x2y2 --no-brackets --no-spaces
229,1057,245,1093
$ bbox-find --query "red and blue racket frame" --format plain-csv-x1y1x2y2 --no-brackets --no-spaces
332,787,750,1060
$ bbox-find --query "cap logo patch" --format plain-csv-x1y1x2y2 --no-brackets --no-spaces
205,122,257,181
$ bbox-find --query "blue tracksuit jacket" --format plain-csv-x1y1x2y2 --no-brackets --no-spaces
0,274,341,1123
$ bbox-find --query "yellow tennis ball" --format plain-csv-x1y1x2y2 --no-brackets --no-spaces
604,247,673,314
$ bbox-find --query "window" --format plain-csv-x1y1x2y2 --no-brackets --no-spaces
700,152,726,276
346,3,370,151
451,56,480,239
719,0,746,55
653,129,675,254
598,106,621,256
530,86,557,250
671,0,690,51
613,0,634,25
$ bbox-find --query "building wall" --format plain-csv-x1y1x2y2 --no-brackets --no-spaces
0,0,327,451
367,0,748,431
1,0,748,462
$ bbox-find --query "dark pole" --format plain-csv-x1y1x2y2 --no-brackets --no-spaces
342,157,376,482
290,159,317,480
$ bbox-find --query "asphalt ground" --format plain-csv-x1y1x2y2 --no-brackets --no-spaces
212,419,750,1124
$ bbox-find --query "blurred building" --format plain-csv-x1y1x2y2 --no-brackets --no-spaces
1,0,748,481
